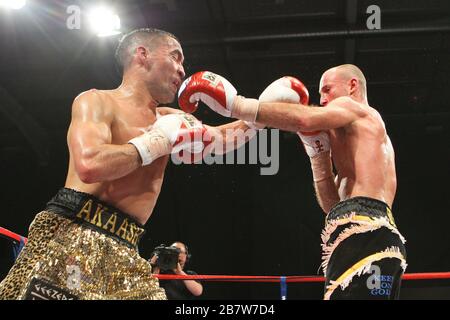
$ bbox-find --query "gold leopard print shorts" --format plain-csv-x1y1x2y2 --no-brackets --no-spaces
0,188,166,300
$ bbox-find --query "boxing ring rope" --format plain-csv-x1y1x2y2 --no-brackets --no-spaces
155,273,450,299
2,227,449,282
0,227,28,261
155,272,450,282
2,227,450,298
0,227,27,244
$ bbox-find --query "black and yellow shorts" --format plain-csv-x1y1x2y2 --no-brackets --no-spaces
321,197,407,300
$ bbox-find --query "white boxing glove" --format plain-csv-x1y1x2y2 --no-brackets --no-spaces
259,76,309,105
129,113,207,165
247,76,310,130
258,76,329,158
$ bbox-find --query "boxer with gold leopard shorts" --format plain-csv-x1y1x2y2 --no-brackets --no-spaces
0,188,166,300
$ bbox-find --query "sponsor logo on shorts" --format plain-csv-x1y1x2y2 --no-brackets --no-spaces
24,277,78,300
76,199,144,246
366,265,394,296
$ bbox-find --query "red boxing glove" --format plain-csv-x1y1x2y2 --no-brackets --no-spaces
178,71,259,122
178,71,236,115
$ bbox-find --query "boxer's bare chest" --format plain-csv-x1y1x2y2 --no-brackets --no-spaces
106,97,158,145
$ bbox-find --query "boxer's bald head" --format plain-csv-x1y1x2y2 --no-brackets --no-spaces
335,64,367,98
320,64,368,105
115,28,179,73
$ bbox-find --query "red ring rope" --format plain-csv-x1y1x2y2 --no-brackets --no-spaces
2,227,449,282
155,272,450,282
0,227,27,244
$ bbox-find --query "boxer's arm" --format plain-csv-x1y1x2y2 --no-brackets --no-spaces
173,117,256,161
68,92,142,183
206,120,257,155
385,135,397,208
310,151,340,214
158,106,255,150
257,97,367,132
156,106,184,115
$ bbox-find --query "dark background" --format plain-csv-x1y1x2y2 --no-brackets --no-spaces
0,0,449,299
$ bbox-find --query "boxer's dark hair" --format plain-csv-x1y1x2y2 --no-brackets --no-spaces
115,28,179,73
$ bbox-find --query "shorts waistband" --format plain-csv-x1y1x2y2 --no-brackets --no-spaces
326,196,396,227
46,188,145,248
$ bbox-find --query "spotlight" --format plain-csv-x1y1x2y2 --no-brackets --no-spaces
0,0,26,10
88,6,121,37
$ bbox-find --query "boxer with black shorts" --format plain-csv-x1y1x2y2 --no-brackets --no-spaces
178,64,407,300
